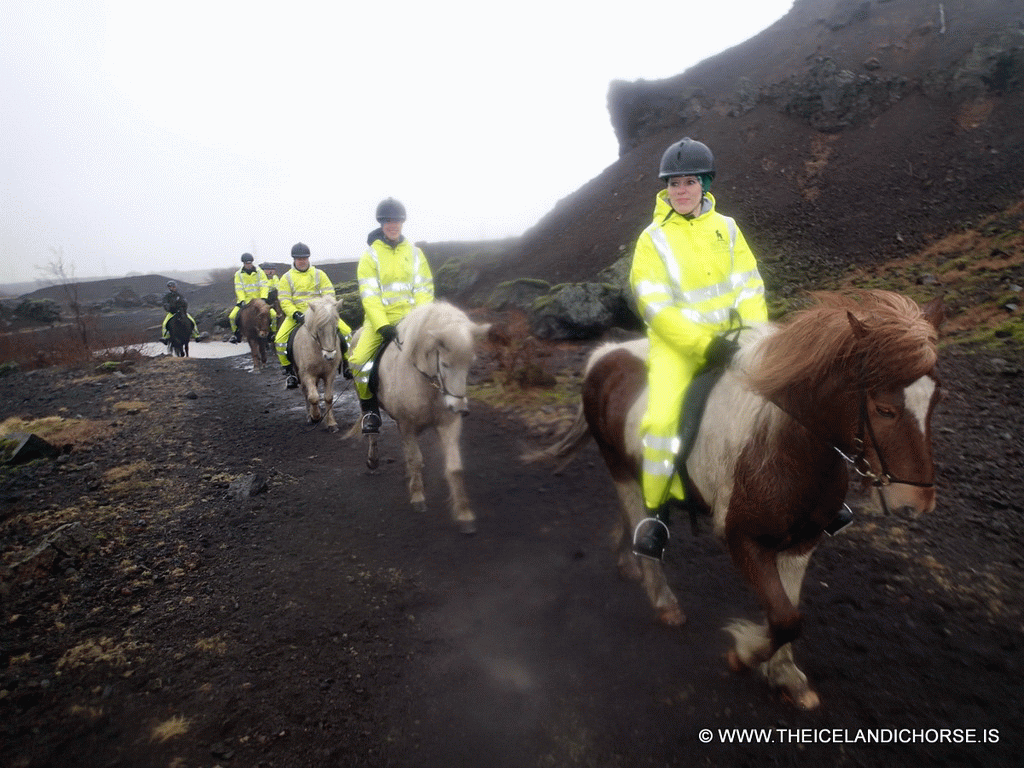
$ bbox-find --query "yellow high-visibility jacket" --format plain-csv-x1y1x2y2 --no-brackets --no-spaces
630,190,767,356
234,266,269,303
278,266,335,318
357,236,434,331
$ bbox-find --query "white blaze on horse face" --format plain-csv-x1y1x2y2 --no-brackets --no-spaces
322,350,337,361
877,375,938,516
904,375,936,434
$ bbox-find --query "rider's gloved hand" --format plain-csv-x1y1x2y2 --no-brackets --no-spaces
293,311,305,325
704,335,740,368
378,324,397,342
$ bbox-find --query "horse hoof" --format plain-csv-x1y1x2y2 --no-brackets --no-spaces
656,605,686,627
458,519,477,535
366,457,379,470
327,425,339,434
782,687,821,711
412,501,428,513
726,649,748,673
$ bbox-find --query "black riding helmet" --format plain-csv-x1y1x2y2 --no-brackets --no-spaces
375,198,407,223
291,242,311,259
241,253,254,263
658,137,716,181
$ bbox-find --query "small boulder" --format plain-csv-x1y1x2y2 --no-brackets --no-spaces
1,432,60,465
227,473,268,500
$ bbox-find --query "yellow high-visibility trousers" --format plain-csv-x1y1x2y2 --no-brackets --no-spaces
640,339,701,510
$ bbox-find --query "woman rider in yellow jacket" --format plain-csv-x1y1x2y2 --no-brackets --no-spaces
229,253,269,343
348,198,435,433
275,242,353,388
629,137,768,560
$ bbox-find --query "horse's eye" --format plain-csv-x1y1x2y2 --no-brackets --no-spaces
875,405,898,419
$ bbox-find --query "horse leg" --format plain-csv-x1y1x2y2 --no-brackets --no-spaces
613,478,684,626
398,423,427,513
435,415,475,535
303,375,322,425
322,371,338,433
724,538,820,709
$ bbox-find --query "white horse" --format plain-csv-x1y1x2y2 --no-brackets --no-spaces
293,296,346,432
348,301,490,534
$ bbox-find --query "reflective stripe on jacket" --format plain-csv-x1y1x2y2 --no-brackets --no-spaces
357,237,434,330
279,267,334,318
234,267,269,303
630,191,767,357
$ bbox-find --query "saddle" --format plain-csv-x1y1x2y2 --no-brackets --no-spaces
672,363,728,534
365,336,397,396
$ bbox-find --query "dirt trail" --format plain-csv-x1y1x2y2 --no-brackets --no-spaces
1,349,1022,767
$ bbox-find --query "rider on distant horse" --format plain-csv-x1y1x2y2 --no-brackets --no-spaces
229,253,269,343
629,138,768,560
275,242,352,389
262,263,280,297
348,198,435,434
160,280,200,345
261,263,281,332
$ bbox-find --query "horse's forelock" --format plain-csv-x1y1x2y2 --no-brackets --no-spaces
306,297,338,330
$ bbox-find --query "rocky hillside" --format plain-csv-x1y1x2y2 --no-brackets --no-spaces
436,0,1023,303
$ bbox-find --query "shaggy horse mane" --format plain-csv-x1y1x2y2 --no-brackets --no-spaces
749,290,938,400
399,301,476,361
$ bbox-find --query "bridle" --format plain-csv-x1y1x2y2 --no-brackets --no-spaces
832,389,935,491
306,315,339,361
394,334,466,399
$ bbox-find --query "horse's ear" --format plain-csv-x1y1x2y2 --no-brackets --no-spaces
847,310,868,339
920,296,946,330
412,329,438,370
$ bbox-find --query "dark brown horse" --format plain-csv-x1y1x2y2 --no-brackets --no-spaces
238,299,272,371
166,308,192,358
534,290,944,708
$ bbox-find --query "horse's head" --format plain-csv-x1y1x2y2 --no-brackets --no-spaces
248,299,271,339
409,304,490,414
845,294,944,516
305,298,343,361
753,291,944,518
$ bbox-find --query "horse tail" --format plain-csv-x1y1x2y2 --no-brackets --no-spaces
521,404,592,470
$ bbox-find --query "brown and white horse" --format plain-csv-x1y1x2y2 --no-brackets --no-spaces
536,290,943,708
238,298,272,371
347,301,490,534
292,297,346,432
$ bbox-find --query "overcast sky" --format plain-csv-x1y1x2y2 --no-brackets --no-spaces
2,0,793,287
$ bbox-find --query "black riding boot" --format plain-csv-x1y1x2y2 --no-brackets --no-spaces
633,506,671,561
360,397,382,434
283,364,299,389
